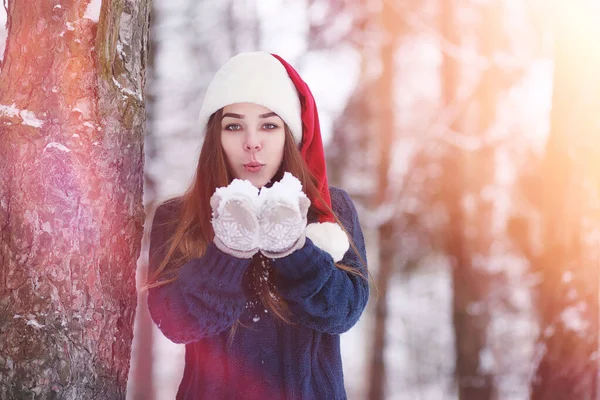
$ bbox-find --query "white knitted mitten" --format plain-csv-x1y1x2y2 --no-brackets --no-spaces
258,173,310,259
210,179,260,259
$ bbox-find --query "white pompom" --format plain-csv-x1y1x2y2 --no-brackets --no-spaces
305,222,350,263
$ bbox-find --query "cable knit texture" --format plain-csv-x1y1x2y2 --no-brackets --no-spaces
147,187,369,400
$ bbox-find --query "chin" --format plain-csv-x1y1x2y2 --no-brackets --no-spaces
233,169,273,188
255,179,270,189
244,176,268,189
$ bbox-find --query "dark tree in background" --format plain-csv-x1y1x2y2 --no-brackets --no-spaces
366,1,403,399
441,0,511,398
0,0,150,398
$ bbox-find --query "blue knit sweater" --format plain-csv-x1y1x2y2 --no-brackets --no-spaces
147,187,369,400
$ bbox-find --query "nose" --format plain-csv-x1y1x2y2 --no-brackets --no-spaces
244,142,261,151
244,133,262,152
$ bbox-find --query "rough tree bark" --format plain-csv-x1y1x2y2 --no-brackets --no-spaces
530,3,600,399
0,0,151,398
126,2,158,397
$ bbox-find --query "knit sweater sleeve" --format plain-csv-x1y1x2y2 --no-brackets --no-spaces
146,200,251,344
271,188,369,334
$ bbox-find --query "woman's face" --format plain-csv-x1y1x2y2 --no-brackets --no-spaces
220,102,286,188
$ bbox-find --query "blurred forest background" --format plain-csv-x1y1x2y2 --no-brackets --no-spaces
129,0,600,398
124,0,600,398
2,0,599,399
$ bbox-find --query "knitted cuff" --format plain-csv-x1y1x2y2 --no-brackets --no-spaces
213,237,259,259
260,235,306,259
180,242,252,288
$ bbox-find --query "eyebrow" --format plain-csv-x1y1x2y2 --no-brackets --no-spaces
222,112,278,119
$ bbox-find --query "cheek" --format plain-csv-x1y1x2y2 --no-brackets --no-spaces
270,133,285,163
220,137,242,177
220,135,238,159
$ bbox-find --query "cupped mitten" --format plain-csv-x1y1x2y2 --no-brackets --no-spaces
257,172,310,258
210,179,261,259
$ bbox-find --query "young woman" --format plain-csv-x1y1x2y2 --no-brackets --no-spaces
146,51,369,400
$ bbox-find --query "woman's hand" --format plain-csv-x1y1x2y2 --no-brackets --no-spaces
258,173,310,258
210,179,260,259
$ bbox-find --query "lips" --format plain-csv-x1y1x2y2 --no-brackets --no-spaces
243,162,265,173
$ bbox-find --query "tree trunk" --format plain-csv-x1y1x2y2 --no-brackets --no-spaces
530,3,600,399
440,0,507,398
128,247,155,400
126,2,159,397
367,1,400,399
0,0,150,398
439,2,493,397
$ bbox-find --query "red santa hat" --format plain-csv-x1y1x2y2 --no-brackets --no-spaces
198,51,349,262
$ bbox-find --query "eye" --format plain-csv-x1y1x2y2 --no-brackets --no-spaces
223,123,242,131
263,123,279,130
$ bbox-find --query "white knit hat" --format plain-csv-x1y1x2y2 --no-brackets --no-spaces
198,51,303,143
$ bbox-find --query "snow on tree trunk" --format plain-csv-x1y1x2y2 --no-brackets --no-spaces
530,4,600,399
0,0,150,398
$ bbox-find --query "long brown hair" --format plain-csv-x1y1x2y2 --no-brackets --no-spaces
144,108,366,324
